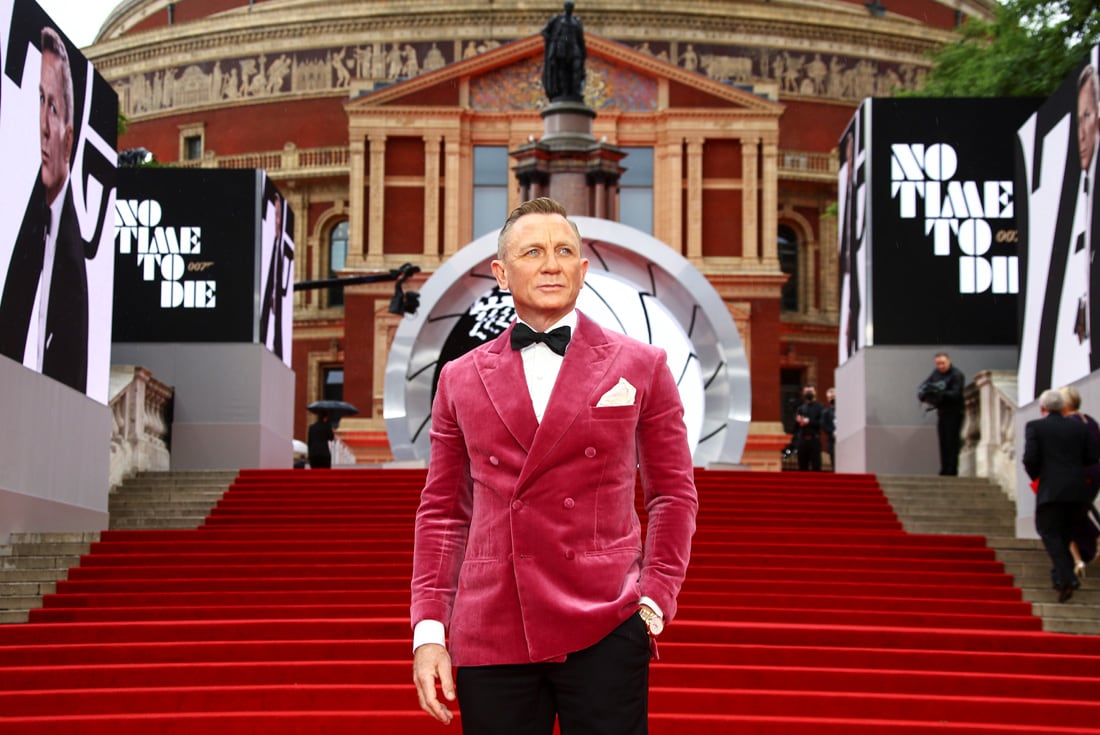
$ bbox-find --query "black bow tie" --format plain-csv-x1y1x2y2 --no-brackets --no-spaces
510,323,571,356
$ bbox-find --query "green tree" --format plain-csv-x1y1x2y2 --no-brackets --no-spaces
912,0,1100,98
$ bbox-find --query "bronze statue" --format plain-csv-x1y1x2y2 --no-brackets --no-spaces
541,1,586,101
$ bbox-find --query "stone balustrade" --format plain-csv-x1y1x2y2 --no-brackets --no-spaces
959,369,1018,500
109,366,174,490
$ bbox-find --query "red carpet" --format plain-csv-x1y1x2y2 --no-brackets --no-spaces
2,468,1100,733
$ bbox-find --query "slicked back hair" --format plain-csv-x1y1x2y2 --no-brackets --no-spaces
496,197,582,259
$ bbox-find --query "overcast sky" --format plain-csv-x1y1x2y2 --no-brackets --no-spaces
37,0,120,48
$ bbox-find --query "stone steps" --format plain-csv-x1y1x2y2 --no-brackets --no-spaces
0,532,100,625
0,472,235,623
879,474,1100,635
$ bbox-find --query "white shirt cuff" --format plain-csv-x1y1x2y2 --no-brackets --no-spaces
413,619,446,652
639,596,663,618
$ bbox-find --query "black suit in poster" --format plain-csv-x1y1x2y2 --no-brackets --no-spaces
837,111,866,365
259,175,294,366
1017,45,1100,404
0,176,88,392
0,0,118,402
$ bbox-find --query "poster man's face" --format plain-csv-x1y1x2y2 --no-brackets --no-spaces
39,50,72,205
1078,80,1098,172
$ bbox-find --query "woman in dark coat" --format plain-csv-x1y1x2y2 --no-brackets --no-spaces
1061,386,1100,578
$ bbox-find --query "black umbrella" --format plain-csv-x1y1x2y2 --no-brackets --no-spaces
306,400,359,419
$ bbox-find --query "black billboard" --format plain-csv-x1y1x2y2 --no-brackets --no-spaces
113,168,295,367
1016,45,1100,404
838,97,1039,364
0,0,118,402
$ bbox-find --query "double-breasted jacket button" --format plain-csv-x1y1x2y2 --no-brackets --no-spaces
489,455,500,466
584,447,597,458
563,498,575,509
511,500,523,511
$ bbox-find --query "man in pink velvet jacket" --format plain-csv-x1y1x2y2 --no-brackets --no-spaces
411,197,698,733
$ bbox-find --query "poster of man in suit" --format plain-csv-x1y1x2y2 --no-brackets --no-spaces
1018,44,1100,404
0,0,117,403
259,174,294,368
837,108,867,366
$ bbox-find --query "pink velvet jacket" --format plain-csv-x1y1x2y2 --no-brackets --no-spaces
410,312,698,666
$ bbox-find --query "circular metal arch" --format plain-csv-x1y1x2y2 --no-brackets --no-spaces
384,217,750,467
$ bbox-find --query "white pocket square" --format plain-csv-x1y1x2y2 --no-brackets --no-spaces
596,377,637,407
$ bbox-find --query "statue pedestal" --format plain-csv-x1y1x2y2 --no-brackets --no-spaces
540,101,597,147
511,101,624,218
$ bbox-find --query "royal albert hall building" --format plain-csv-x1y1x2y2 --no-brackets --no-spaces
87,0,993,468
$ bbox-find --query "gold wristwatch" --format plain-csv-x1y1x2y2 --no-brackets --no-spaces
638,606,664,636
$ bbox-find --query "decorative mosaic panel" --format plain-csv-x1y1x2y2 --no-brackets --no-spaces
469,55,658,112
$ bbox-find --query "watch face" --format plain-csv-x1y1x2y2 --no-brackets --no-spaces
647,616,663,636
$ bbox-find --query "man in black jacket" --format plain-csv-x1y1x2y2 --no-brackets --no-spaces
1023,388,1100,602
919,352,965,476
794,384,824,471
0,27,88,393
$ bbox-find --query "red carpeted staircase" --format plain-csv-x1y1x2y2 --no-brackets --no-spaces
3,468,1100,733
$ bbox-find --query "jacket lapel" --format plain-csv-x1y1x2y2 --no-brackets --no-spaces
516,314,619,492
476,329,538,453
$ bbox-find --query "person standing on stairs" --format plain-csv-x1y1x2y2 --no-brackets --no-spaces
1023,388,1100,602
822,387,837,469
1059,385,1100,580
918,352,965,476
794,384,825,471
410,197,699,733
307,413,334,469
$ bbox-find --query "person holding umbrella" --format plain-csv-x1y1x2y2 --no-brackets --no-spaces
307,414,334,469
305,400,358,469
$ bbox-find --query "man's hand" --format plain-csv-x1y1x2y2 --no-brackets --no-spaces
413,643,455,724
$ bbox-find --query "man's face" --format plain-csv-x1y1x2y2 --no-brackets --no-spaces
1078,81,1098,172
39,50,72,205
492,213,588,331
935,355,950,373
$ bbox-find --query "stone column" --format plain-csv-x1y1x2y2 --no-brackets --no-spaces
820,203,839,319
367,133,386,267
761,138,779,267
658,136,683,253
423,134,441,262
444,135,462,256
347,138,366,268
742,137,760,261
686,137,704,261
285,186,308,309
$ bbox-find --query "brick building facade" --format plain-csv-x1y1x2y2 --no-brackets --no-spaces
87,0,992,468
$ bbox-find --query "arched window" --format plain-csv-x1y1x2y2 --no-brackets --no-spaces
328,221,349,308
778,225,799,312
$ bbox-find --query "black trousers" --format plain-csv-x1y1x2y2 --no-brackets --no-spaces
456,614,651,735
797,434,822,471
937,410,962,476
1036,501,1087,588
